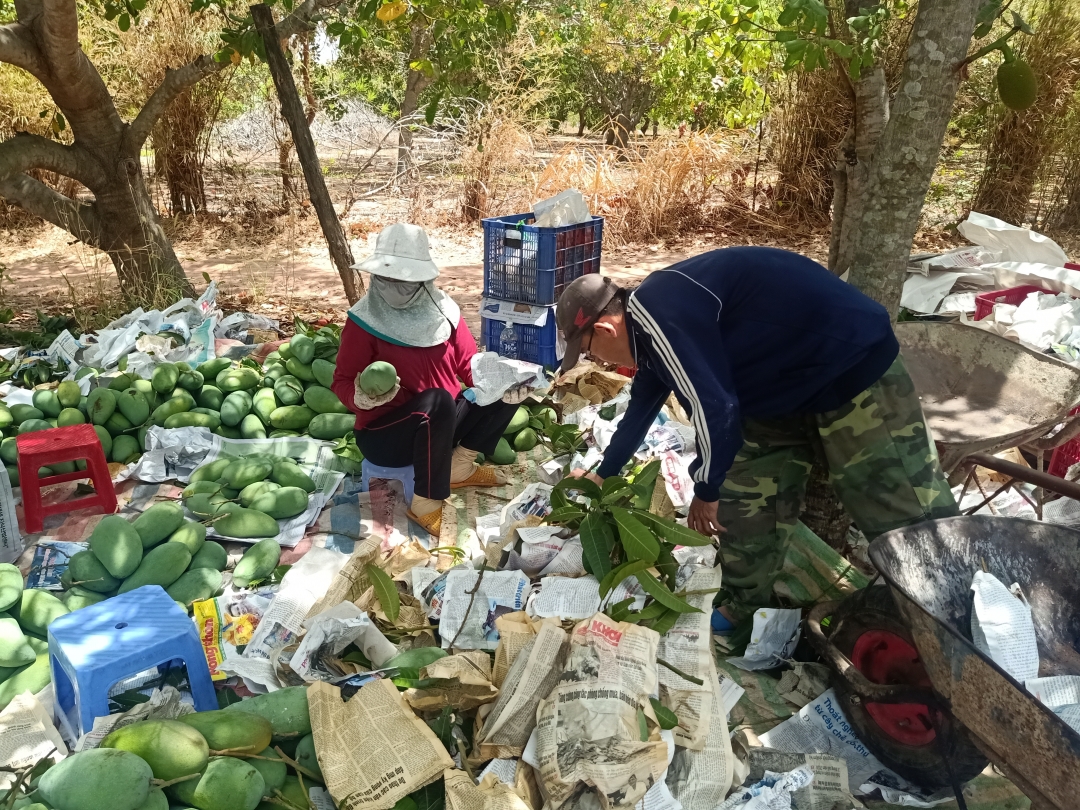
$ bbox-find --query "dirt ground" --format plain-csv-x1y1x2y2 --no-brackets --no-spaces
0,211,840,340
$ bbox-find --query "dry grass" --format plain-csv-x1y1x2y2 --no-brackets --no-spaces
530,134,737,245
972,0,1080,225
459,116,538,222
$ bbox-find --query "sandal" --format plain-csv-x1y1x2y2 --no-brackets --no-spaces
407,507,443,537
450,465,505,489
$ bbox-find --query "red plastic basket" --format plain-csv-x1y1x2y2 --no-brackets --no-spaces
973,286,1053,321
1048,406,1080,478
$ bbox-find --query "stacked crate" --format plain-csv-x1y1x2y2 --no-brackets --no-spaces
480,213,604,368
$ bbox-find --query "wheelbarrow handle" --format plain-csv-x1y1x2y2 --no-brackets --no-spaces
805,600,942,707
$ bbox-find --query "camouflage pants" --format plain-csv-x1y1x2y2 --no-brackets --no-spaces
716,355,958,621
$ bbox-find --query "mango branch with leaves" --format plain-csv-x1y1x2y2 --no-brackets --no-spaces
542,459,715,638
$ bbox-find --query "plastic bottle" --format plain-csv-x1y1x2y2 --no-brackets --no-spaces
499,323,519,359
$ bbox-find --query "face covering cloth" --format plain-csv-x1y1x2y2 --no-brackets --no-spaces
348,276,461,347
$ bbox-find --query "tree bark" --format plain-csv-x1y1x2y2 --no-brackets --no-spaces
830,0,982,316
252,3,361,305
396,23,432,179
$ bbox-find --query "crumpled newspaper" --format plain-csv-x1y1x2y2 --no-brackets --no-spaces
466,352,549,407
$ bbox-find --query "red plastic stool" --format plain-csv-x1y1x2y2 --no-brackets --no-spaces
16,424,117,534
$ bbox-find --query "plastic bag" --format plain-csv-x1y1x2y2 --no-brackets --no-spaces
533,189,590,228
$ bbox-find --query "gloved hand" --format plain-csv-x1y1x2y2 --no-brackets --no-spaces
353,374,400,410
502,383,532,405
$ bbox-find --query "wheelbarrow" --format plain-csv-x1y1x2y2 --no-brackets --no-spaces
897,321,1080,473
808,516,1080,810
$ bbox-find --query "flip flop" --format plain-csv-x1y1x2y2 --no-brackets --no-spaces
407,507,442,537
450,465,505,490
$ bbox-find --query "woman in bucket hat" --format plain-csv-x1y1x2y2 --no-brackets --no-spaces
332,223,520,537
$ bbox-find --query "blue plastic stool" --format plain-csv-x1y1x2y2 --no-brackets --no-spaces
360,459,415,504
48,585,216,736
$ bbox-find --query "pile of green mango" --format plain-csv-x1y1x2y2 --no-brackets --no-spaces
6,686,323,810
0,565,61,711
61,506,230,612
488,403,556,465
183,453,315,546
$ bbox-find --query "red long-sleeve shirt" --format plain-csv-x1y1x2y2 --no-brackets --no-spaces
332,316,478,430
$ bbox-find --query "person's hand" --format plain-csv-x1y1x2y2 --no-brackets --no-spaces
568,468,604,487
687,496,724,537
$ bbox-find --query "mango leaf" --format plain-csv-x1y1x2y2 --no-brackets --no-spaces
385,647,447,671
394,799,419,810
655,543,678,590
544,507,586,525
606,597,635,622
341,648,372,667
550,486,571,510
409,780,445,810
598,559,651,598
647,608,681,636
391,676,453,690
601,487,636,506
424,93,441,126
554,475,602,503
637,708,649,741
580,511,615,579
669,5,679,23
601,476,629,496
635,570,701,614
631,510,713,547
428,706,454,752
365,563,401,623
622,601,668,625
610,507,660,563
649,698,680,730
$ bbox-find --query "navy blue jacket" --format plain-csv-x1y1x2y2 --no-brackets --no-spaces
596,247,899,501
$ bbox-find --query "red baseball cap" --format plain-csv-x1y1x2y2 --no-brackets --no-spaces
556,274,620,374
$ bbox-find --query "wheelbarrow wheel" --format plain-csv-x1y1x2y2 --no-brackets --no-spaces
830,585,988,790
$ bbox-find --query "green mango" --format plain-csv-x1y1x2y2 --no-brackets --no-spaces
100,718,209,781
248,747,286,798
272,376,304,406
0,438,16,466
248,486,308,520
61,585,110,611
277,342,293,361
164,412,220,430
104,411,134,437
168,756,264,810
17,418,51,435
150,396,192,427
215,367,261,393
196,357,231,380
112,435,140,464
491,437,516,465
196,385,225,411
311,358,336,389
188,541,228,572
151,363,179,394
166,568,223,606
57,380,82,408
37,747,152,810
251,388,278,425
294,733,322,781
9,404,43,425
93,424,113,456
308,413,354,440
57,407,86,427
177,370,204,392
224,685,311,737
32,390,61,418
220,391,253,427
214,424,242,439
302,386,348,415
11,589,69,635
231,539,283,587
133,502,186,548
88,515,143,579
190,457,231,483
68,550,121,593
270,460,315,492
108,373,135,391
285,357,315,383
167,520,207,556
0,616,35,667
178,710,272,755
0,653,50,711
214,509,279,541
239,414,267,440
269,406,315,431
239,481,279,508
0,563,22,612
117,389,150,426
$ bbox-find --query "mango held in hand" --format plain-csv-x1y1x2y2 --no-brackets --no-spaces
232,537,282,587
101,718,210,781
359,361,398,396
38,748,153,810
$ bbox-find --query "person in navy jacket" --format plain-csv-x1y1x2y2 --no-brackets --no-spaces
556,247,958,629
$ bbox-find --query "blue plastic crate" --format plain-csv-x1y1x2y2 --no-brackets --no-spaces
481,302,560,369
482,213,604,305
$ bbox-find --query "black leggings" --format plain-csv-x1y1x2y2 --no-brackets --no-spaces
355,388,519,500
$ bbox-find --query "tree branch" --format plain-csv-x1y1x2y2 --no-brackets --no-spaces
0,133,105,188
0,21,47,79
38,0,80,84
125,0,341,151
0,173,101,246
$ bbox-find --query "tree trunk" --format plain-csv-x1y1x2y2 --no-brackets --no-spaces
830,0,982,317
577,108,588,137
252,3,361,305
396,23,432,179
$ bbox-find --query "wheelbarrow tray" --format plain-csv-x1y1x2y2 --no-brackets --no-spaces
896,322,1080,470
869,516,1080,809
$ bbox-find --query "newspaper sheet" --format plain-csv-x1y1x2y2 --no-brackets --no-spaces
439,569,531,651
468,353,549,407
0,463,22,564
758,689,948,805
477,618,568,759
528,575,601,620
75,686,192,751
404,651,500,712
24,540,84,589
666,670,733,810
535,614,669,810
970,571,1039,682
290,601,398,682
491,611,539,688
656,566,721,751
309,679,454,810
0,692,66,769
223,547,350,689
499,484,553,537
307,537,382,619
477,758,544,810
737,751,863,810
445,768,534,810
513,526,574,576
